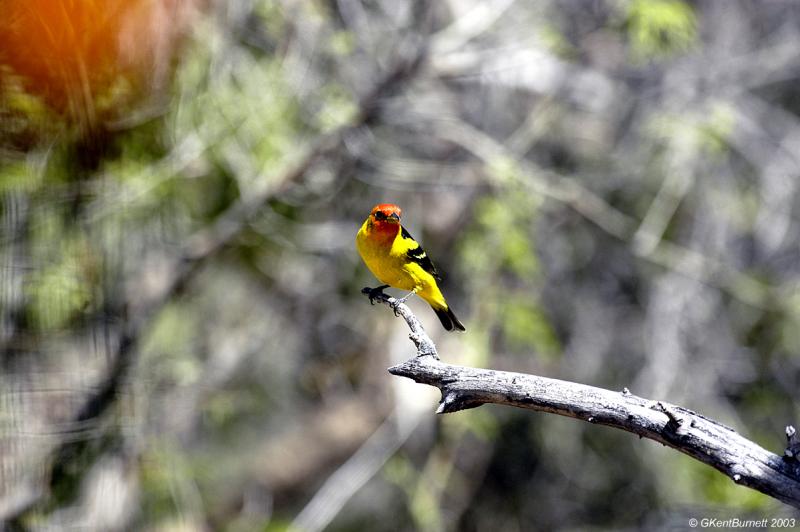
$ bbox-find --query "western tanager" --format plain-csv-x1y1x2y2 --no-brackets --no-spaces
356,203,465,332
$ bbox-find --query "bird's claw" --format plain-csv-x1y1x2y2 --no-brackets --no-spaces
362,285,388,305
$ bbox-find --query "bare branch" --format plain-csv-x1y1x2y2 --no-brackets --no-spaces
366,296,800,509
360,288,438,358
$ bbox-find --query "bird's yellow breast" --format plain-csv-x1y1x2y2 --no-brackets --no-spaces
356,220,418,291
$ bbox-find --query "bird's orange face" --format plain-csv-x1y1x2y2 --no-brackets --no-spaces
370,204,402,225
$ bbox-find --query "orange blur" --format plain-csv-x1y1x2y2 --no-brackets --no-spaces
0,0,195,123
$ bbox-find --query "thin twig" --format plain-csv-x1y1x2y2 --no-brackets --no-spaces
361,288,438,359
290,415,412,532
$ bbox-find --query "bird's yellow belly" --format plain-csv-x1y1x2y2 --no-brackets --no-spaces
362,249,418,291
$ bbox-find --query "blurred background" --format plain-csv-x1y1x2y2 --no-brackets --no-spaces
2,0,800,530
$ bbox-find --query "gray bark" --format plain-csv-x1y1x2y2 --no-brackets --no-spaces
365,290,800,509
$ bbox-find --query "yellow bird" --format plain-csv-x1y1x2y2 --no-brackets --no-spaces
356,203,465,331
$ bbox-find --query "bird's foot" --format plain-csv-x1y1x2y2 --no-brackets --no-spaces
390,291,417,316
362,285,390,305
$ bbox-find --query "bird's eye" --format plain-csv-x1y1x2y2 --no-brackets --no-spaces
374,211,386,220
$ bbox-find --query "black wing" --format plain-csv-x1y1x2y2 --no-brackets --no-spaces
401,226,441,281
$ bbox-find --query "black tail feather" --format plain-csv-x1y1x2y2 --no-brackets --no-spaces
434,306,466,332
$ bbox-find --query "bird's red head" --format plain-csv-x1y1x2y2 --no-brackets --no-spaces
370,203,402,224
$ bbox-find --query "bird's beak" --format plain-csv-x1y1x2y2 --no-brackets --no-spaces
388,213,400,222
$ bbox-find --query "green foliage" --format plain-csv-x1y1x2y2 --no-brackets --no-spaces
329,31,357,57
315,83,358,133
24,226,97,331
462,192,540,278
780,287,800,354
691,459,773,509
383,454,443,532
539,23,578,60
501,296,560,357
174,50,301,190
142,303,202,386
442,407,500,442
0,67,58,150
645,103,734,158
262,518,294,532
138,441,206,525
626,0,697,60
25,261,92,331
460,192,560,357
697,103,736,155
201,383,275,436
253,0,288,36
0,160,41,193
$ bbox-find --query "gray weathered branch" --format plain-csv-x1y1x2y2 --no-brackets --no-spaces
364,290,800,508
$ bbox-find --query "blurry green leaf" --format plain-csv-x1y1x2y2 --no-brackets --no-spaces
143,303,202,386
627,0,697,60
139,445,184,521
253,0,287,36
384,454,444,532
459,192,557,359
465,193,539,278
204,394,238,429
0,67,62,151
697,102,735,155
0,161,40,192
781,288,800,354
25,234,96,331
646,103,733,162
316,84,358,133
409,481,443,532
329,31,356,57
93,75,136,116
694,460,772,509
201,385,274,435
263,519,294,532
503,230,539,278
383,455,415,488
539,23,577,59
486,156,522,186
172,35,303,197
443,408,499,442
6,90,50,123
26,267,90,330
502,298,560,357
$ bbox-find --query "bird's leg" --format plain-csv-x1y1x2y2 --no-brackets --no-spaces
395,291,417,304
391,289,418,316
362,284,390,305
